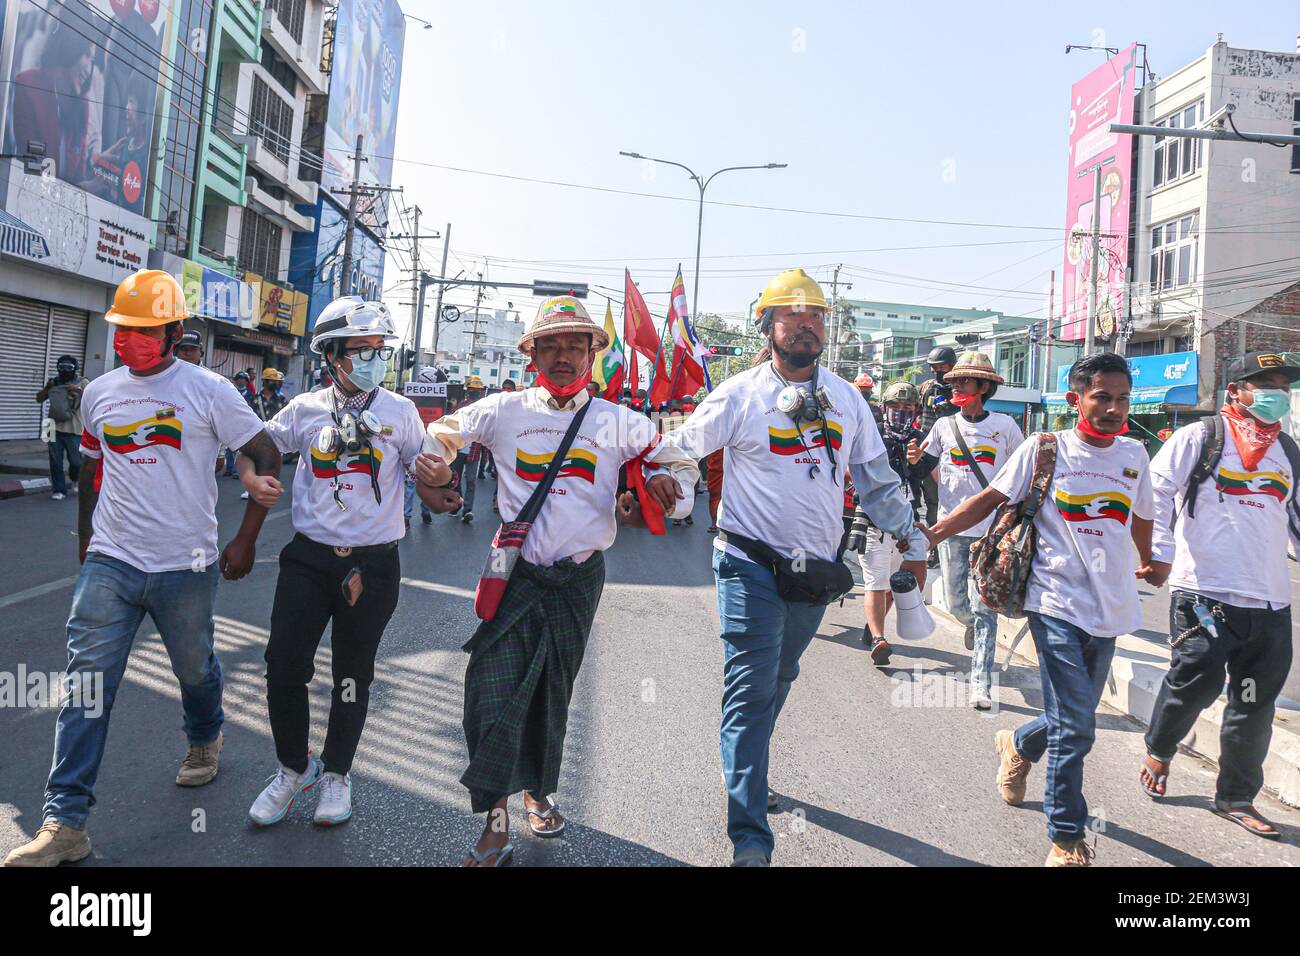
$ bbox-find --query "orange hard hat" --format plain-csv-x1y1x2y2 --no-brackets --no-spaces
853,372,875,389
106,269,187,327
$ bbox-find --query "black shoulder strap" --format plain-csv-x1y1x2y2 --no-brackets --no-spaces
1184,415,1224,519
1277,431,1300,543
948,415,989,489
516,398,593,524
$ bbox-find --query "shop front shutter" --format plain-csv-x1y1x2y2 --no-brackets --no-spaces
0,294,52,439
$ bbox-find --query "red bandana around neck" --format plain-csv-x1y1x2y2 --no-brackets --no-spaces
1221,403,1281,471
1074,415,1129,440
536,369,592,402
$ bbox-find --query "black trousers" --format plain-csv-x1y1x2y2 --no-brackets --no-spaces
265,534,401,775
1144,589,1293,805
922,473,939,528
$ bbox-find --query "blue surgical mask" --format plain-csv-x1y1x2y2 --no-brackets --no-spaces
344,354,387,392
1244,388,1290,425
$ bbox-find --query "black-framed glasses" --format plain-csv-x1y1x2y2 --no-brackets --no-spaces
344,346,395,362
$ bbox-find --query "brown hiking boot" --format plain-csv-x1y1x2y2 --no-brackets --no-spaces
995,729,1031,805
1045,839,1095,867
3,821,91,867
176,733,223,787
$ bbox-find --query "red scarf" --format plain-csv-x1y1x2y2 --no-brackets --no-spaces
1074,415,1129,440
1221,403,1280,471
536,369,592,402
626,438,666,535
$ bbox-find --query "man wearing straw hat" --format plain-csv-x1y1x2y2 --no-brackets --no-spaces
908,350,1024,709
424,295,700,866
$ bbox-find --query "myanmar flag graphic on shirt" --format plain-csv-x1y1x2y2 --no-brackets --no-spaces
1215,467,1290,502
767,420,844,457
515,447,598,484
950,445,996,468
1055,489,1132,524
103,410,183,454
311,446,383,479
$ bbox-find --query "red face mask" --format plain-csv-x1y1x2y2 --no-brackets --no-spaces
1072,408,1130,439
536,368,592,401
949,391,978,408
113,328,167,372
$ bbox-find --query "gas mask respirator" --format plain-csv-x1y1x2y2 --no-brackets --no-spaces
316,401,384,512
774,366,838,481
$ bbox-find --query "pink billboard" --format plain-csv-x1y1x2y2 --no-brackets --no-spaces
1061,44,1139,343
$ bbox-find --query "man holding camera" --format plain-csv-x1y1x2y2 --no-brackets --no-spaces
664,268,927,867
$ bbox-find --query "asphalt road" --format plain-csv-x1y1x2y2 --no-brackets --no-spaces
2,476,1298,867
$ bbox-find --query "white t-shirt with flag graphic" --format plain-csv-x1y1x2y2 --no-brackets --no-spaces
1150,417,1299,608
265,387,425,548
78,360,265,572
663,362,884,563
430,389,694,567
990,429,1154,638
920,411,1025,537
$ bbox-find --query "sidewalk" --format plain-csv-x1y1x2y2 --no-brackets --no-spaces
930,579,1300,809
0,439,54,498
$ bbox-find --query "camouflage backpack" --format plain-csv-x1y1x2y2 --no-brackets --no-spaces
969,433,1057,618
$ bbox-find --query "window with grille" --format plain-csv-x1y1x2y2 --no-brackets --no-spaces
266,0,305,44
238,209,283,279
250,76,294,165
1152,100,1204,189
260,40,299,98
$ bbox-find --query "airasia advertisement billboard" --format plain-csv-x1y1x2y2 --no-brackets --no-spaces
2,0,168,216
1061,44,1139,343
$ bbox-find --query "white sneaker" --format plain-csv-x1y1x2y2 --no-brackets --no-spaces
51,493,66,501
314,771,353,826
249,754,322,826
970,687,993,711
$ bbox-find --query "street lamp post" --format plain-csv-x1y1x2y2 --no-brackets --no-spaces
619,152,786,320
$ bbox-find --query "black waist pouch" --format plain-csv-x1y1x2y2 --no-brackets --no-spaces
718,530,855,606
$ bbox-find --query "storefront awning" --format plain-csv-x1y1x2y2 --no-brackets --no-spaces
0,208,50,260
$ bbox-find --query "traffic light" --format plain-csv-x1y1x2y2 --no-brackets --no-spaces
704,345,744,357
532,281,589,298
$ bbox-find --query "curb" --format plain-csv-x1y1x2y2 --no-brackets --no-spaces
930,578,1300,809
0,476,52,499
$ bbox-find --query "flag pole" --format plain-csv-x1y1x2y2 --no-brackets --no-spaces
645,309,671,402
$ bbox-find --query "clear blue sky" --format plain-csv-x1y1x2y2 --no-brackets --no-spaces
383,0,1298,340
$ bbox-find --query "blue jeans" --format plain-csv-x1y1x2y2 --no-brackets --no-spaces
403,475,432,521
44,554,224,828
940,536,998,693
453,452,477,512
224,448,238,477
714,548,827,859
48,431,82,494
1012,611,1117,842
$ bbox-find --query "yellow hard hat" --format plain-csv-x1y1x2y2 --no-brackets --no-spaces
261,368,285,382
753,269,829,325
106,269,188,327
465,375,485,389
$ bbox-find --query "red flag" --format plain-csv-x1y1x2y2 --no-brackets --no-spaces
646,324,672,407
666,268,707,400
628,349,639,392
601,364,623,402
624,269,660,359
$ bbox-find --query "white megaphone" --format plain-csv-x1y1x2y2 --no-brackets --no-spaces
891,570,935,641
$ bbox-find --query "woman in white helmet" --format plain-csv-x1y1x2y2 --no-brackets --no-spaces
241,297,453,828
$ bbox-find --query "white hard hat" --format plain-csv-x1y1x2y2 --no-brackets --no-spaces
417,365,440,383
310,296,398,354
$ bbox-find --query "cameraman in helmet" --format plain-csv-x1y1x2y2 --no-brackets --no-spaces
241,297,452,829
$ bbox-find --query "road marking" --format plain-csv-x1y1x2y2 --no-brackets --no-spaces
0,512,291,610
0,575,79,610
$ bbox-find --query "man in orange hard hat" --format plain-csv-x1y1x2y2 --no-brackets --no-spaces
3,270,282,867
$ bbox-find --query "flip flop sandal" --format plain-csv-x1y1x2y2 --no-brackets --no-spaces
1139,754,1170,799
525,802,567,838
1211,805,1281,839
465,843,514,866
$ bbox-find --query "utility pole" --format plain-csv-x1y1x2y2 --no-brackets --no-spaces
468,271,486,368
389,208,440,384
340,135,364,294
331,134,402,298
827,264,851,375
430,222,451,360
